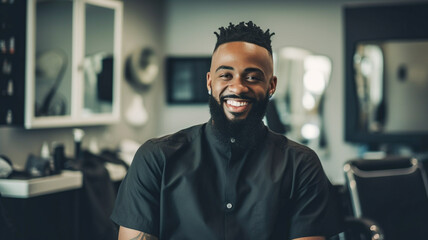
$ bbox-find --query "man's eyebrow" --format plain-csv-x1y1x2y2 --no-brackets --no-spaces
244,67,265,75
215,66,265,75
215,65,234,72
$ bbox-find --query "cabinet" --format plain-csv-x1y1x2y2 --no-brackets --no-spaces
2,189,81,240
0,166,125,239
0,0,26,126
0,0,122,128
0,171,83,240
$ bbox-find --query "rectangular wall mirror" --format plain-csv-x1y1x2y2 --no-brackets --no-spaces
344,2,428,148
24,0,122,129
354,40,428,134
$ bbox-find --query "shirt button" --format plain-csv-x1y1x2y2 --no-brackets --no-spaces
226,203,233,209
230,138,236,143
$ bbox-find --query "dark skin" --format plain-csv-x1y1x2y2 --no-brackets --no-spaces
206,41,277,122
118,41,324,240
118,226,158,240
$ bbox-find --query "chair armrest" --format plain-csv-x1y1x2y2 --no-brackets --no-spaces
343,217,384,240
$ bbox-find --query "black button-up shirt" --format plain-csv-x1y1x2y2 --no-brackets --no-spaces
111,122,341,239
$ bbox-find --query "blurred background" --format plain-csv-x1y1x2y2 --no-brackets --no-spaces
2,0,428,239
0,0,427,182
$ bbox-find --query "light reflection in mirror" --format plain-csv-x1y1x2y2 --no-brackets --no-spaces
83,3,115,116
354,44,384,132
272,47,331,147
35,0,73,117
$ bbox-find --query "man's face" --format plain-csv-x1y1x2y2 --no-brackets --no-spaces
207,41,277,122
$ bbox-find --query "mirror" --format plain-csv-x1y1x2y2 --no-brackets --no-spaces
354,39,428,133
25,0,122,128
83,3,115,116
273,47,332,147
35,0,73,117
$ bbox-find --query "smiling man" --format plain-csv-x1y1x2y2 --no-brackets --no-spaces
207,39,276,148
111,21,341,240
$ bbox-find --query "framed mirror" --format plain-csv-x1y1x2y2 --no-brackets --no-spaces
344,2,428,148
83,1,120,117
272,47,332,146
34,0,73,118
24,0,122,129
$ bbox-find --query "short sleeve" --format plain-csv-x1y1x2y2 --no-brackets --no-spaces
288,151,342,239
110,141,163,236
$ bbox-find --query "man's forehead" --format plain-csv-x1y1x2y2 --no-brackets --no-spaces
214,41,270,55
211,41,273,72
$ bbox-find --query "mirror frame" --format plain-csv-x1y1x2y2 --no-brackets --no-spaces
24,0,123,129
344,2,428,149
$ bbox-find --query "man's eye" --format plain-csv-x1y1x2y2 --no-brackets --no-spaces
247,75,261,81
219,73,232,79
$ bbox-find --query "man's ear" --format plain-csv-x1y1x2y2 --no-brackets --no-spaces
269,76,277,96
206,72,212,95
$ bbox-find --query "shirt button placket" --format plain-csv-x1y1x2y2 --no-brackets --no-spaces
227,137,235,213
225,137,235,240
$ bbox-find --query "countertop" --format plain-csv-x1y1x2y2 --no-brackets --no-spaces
0,170,83,198
0,163,127,198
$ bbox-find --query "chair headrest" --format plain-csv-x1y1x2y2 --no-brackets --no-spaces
349,156,415,172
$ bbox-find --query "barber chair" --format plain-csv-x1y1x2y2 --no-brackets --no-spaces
341,156,428,240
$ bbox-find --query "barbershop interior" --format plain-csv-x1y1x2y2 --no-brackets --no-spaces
1,0,428,239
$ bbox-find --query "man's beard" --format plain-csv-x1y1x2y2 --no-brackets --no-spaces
208,92,269,147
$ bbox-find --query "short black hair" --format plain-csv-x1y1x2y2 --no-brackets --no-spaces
213,21,275,55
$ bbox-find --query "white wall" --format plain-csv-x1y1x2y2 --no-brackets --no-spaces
161,0,424,183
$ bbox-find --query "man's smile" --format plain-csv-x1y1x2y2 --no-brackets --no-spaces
222,96,253,116
226,99,249,107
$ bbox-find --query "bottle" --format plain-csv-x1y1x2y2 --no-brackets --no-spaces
53,143,65,174
41,141,54,175
73,128,85,163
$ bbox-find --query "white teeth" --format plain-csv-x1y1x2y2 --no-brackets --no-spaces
226,100,249,107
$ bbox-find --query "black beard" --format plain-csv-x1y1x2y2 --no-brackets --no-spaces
208,92,269,148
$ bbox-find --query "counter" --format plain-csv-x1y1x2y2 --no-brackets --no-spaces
0,163,126,198
0,170,83,198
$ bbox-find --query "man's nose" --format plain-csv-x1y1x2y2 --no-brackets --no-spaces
228,76,249,95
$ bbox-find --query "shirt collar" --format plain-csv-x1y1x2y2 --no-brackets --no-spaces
205,119,267,150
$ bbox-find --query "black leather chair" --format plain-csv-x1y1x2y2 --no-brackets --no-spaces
342,156,428,240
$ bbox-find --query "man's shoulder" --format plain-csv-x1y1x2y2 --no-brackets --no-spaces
139,123,205,153
265,128,318,158
150,123,205,144
133,123,205,165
